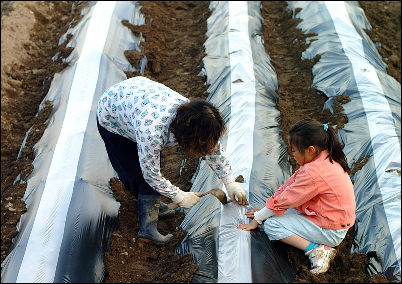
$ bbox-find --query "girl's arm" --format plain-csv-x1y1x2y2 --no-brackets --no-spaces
273,169,300,197
267,169,318,214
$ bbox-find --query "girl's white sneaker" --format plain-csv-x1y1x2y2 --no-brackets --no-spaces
305,244,337,274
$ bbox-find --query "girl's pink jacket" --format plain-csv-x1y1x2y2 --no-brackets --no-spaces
266,150,356,230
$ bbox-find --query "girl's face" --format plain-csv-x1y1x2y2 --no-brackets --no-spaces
290,143,306,166
289,142,317,166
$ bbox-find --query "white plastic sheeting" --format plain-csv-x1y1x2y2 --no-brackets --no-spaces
287,1,401,282
1,2,145,282
218,1,257,282
175,1,296,283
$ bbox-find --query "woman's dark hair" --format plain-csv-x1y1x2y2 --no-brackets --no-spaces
169,99,226,156
288,118,350,173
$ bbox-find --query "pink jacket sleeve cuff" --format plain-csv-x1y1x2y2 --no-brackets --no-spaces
266,197,286,216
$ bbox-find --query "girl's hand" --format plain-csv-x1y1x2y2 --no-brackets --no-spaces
237,219,259,231
244,208,261,219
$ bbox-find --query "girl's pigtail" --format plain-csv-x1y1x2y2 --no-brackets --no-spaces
326,126,350,174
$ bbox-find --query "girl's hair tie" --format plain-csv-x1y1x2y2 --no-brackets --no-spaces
323,123,328,131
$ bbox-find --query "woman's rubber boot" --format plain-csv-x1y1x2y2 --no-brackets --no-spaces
158,201,175,219
137,194,173,245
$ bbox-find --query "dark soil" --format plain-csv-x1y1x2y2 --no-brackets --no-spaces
1,1,399,283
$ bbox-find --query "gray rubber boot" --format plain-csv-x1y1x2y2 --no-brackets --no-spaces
137,194,173,244
158,201,175,219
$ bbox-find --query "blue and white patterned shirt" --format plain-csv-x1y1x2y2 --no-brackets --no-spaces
97,76,233,198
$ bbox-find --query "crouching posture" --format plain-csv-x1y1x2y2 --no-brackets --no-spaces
97,76,248,244
237,119,356,274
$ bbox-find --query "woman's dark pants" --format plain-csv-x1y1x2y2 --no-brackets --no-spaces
97,119,160,197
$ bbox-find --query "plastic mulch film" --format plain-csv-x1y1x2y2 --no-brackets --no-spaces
174,2,296,282
1,2,145,282
287,1,401,282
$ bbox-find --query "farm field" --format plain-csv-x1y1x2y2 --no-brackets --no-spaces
1,1,400,283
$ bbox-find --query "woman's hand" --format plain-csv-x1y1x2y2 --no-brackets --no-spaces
244,208,261,219
171,190,202,209
237,219,259,231
224,181,249,205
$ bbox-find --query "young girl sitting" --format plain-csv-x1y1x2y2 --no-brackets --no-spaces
237,118,356,274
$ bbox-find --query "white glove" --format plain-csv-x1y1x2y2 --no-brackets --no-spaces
171,190,201,209
225,181,248,205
